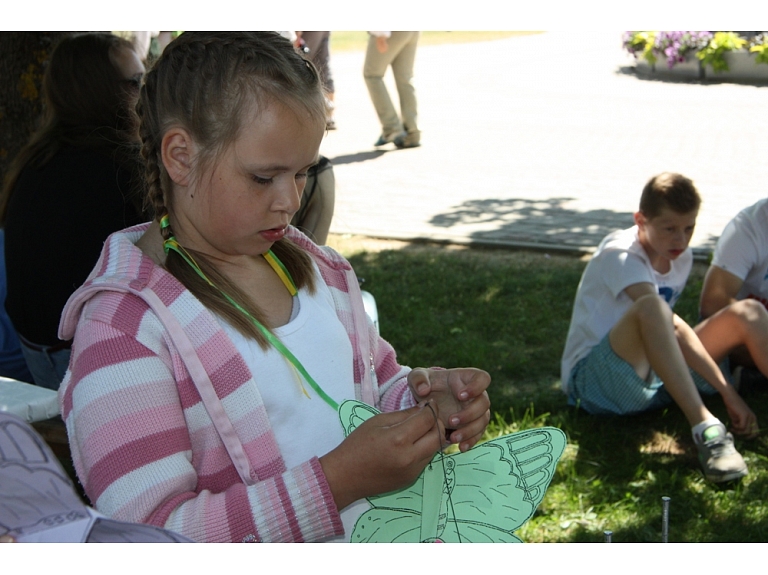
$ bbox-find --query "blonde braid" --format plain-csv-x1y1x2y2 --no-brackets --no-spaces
133,32,325,347
136,63,170,238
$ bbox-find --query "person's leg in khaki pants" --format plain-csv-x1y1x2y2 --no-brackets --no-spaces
364,32,420,145
390,31,420,146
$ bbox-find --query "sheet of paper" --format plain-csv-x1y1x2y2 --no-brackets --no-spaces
1,412,192,543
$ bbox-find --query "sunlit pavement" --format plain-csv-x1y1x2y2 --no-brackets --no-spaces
319,32,768,256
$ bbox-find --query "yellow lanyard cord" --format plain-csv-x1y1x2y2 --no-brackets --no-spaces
159,217,339,411
263,250,298,297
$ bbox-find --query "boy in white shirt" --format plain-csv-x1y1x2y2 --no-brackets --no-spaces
562,173,759,483
699,198,768,388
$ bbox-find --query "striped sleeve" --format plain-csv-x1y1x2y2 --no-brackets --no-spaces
60,293,342,542
370,319,414,413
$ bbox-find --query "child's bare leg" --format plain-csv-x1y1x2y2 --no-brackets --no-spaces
608,294,749,482
695,299,768,378
609,294,712,427
675,312,758,436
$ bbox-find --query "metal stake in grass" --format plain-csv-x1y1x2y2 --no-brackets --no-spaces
661,496,670,543
603,530,613,543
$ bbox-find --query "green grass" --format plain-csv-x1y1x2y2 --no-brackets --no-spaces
328,31,541,52
331,237,768,543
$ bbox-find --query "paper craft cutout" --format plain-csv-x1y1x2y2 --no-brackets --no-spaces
338,400,566,543
0,412,192,542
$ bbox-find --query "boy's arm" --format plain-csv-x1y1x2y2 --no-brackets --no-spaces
623,282,657,301
672,312,757,436
700,265,744,319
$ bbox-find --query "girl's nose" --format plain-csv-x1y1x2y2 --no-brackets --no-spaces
274,179,303,214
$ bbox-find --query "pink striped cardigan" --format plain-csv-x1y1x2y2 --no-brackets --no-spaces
58,223,415,542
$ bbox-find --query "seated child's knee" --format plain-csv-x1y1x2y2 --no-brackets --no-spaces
733,298,768,325
632,293,671,322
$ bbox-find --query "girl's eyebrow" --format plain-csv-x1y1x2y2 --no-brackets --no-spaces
247,157,320,172
248,163,291,172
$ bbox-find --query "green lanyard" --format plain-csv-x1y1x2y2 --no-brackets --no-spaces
160,216,339,411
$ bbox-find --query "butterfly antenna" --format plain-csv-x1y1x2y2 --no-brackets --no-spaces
426,402,462,543
441,453,461,542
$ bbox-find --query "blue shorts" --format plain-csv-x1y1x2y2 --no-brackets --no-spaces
567,334,720,415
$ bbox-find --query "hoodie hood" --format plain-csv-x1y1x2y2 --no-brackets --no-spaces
58,223,351,341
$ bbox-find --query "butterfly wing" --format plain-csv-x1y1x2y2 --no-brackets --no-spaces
437,520,524,543
338,399,379,436
338,400,427,517
351,506,525,543
337,400,566,543
440,427,566,541
350,508,424,543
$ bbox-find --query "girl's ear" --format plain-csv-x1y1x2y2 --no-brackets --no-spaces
634,211,646,229
161,128,195,186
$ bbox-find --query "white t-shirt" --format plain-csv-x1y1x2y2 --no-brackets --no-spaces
217,262,369,542
711,197,768,307
560,226,692,393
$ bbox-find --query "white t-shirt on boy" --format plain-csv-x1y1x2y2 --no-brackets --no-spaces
561,226,692,394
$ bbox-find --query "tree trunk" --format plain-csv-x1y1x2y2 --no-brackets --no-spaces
0,32,70,186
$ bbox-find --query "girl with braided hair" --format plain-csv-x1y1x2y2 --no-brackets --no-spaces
57,32,490,543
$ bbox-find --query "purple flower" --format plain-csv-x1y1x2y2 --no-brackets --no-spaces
653,31,713,68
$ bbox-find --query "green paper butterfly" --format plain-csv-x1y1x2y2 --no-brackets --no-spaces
338,400,566,543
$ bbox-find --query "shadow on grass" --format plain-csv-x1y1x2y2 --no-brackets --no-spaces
341,240,768,542
534,392,768,542
345,243,585,415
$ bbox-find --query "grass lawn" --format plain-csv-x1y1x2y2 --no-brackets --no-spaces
328,31,541,53
328,234,768,543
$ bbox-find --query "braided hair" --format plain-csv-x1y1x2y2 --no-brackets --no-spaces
137,32,328,346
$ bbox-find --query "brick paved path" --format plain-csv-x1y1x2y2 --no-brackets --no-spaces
319,32,768,255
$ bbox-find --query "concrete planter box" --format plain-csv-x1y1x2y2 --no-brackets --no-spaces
634,55,654,75
634,50,768,82
633,55,703,79
653,56,704,79
704,50,768,81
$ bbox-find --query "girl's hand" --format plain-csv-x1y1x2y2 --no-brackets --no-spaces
408,368,491,452
319,401,444,511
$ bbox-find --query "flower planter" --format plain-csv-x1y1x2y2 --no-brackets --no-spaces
704,50,768,81
625,32,768,83
633,52,768,82
632,55,704,79
652,57,704,79
634,56,653,75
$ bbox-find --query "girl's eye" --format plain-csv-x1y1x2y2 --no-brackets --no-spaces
295,172,308,181
252,175,273,185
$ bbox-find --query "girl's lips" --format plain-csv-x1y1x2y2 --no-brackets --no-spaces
669,249,684,257
260,227,287,242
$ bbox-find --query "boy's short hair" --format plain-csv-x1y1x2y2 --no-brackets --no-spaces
639,172,701,219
